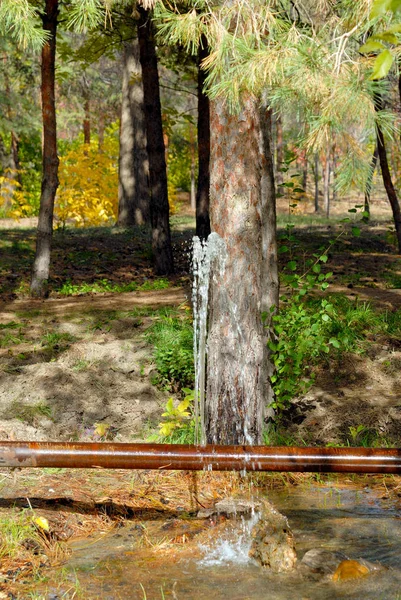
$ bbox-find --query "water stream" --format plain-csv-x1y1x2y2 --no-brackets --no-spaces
192,233,227,444
47,484,401,599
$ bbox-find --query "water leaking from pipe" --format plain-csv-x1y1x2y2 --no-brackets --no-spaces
1,442,401,473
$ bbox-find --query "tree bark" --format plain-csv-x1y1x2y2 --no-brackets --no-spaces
117,39,150,227
206,95,277,445
0,134,19,209
314,153,319,212
137,8,174,273
323,155,330,217
83,89,90,146
196,38,211,240
375,94,401,252
363,145,378,222
30,0,59,298
275,114,284,195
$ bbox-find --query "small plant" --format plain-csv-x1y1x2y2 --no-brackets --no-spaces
0,321,26,348
40,331,76,351
149,389,195,443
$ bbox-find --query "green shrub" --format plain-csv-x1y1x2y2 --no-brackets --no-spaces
146,316,194,388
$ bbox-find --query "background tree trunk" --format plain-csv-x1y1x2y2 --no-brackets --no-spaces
83,86,90,146
375,94,401,252
323,155,330,217
196,38,211,240
0,134,19,209
314,153,319,212
275,114,284,195
137,8,174,274
364,145,378,222
30,0,59,298
117,39,150,227
206,95,277,445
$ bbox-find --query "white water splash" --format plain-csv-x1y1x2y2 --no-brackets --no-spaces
192,233,227,445
198,512,260,567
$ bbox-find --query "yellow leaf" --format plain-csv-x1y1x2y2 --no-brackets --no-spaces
94,423,110,437
33,516,50,532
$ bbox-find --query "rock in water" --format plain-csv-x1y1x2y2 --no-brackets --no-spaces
301,549,349,574
249,499,297,572
332,560,370,582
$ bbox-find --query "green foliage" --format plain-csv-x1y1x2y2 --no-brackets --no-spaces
0,0,47,50
0,510,44,560
146,315,194,389
0,321,26,347
40,331,76,351
57,278,170,296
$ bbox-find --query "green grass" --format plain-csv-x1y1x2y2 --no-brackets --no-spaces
0,510,44,561
145,314,194,388
56,277,171,296
9,400,53,425
40,331,76,350
0,321,27,347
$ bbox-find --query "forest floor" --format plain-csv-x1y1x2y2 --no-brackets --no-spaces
1,203,401,597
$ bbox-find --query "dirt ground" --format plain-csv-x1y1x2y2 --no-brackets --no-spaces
0,289,187,442
1,206,401,597
0,211,400,445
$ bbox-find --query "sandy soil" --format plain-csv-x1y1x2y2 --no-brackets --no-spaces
0,289,187,442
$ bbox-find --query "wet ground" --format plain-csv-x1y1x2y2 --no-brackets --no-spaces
35,482,401,600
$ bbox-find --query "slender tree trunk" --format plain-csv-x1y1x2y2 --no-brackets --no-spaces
137,8,174,273
196,37,211,240
10,131,21,184
31,0,59,298
314,153,319,212
189,124,196,210
117,39,150,227
98,111,105,152
375,94,401,252
0,134,19,209
83,91,90,146
206,95,277,445
275,114,284,195
363,145,378,222
323,155,330,217
302,157,308,200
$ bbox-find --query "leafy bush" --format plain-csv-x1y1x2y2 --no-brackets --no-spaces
149,389,196,443
55,127,118,227
146,315,194,388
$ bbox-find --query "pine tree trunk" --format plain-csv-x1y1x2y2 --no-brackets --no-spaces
117,39,150,227
196,38,211,240
98,111,105,152
206,95,277,445
275,114,284,195
323,155,330,217
30,0,59,298
314,153,319,212
364,146,378,222
189,124,196,210
83,90,90,146
137,8,174,273
375,94,401,253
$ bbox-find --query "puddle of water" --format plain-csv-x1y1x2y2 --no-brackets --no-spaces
46,485,401,599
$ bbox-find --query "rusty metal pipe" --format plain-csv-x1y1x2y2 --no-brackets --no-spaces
1,442,401,473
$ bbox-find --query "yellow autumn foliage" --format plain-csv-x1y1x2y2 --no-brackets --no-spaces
0,169,34,218
56,134,119,227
